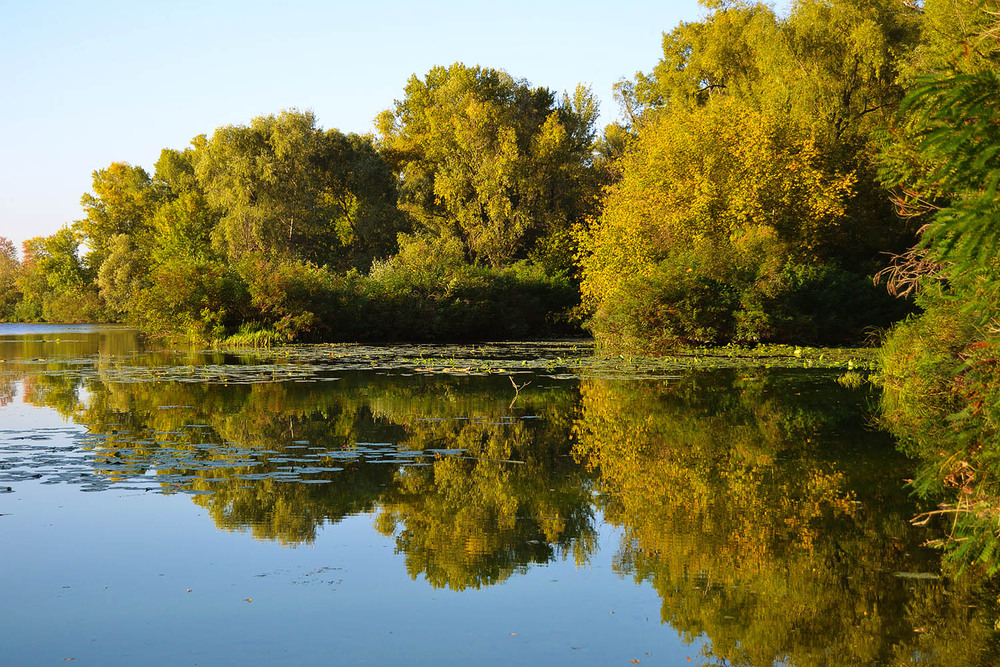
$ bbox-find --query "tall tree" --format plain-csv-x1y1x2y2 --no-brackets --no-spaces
146,146,220,266
579,0,922,349
377,64,598,269
194,110,404,270
0,237,20,320
625,0,921,144
76,162,163,269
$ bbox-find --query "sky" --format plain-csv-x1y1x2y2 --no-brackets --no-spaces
0,0,713,253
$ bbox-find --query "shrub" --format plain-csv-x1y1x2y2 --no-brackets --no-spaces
132,259,250,342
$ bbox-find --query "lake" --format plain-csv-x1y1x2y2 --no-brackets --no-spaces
1,325,997,666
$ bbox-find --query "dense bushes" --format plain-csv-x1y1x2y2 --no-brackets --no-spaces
94,233,578,346
877,55,1000,573
131,259,250,342
587,246,905,351
220,239,578,345
359,236,577,341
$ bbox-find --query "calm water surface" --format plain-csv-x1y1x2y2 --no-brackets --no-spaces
1,324,997,666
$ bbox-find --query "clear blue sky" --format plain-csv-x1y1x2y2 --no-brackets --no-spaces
1,0,714,253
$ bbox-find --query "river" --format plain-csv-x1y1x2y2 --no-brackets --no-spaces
0,325,995,665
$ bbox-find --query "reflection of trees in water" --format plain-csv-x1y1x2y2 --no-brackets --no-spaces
0,328,143,364
361,377,596,590
16,361,1000,656
375,417,596,590
20,371,598,585
191,460,395,545
572,371,1000,667
0,375,15,406
20,373,87,416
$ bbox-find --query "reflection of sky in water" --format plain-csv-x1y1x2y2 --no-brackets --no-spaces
0,383,81,430
1,397,699,666
0,322,128,336
0,384,102,488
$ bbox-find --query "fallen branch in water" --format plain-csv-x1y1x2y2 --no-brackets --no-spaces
509,375,531,408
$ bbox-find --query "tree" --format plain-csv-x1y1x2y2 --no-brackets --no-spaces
626,0,921,144
77,162,163,269
782,0,921,145
577,96,898,347
311,131,408,271
377,64,598,270
15,228,103,322
578,0,921,349
194,109,405,270
627,2,783,115
97,234,148,317
0,237,20,320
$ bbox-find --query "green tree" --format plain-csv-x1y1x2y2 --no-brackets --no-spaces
377,64,598,270
627,2,783,114
317,131,409,271
96,234,148,317
626,0,920,143
148,146,220,265
898,0,1000,78
0,236,21,320
76,162,163,269
195,109,404,270
15,228,103,322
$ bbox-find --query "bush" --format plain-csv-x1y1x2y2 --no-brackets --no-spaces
120,234,579,344
744,262,910,345
361,235,580,341
583,236,905,353
131,259,250,342
878,281,1000,574
586,256,739,351
169,237,583,344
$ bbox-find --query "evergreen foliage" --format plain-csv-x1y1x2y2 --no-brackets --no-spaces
877,1,1000,575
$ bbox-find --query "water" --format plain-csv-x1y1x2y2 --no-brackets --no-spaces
0,324,997,666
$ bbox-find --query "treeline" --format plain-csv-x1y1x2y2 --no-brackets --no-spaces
0,0,993,351
0,67,596,343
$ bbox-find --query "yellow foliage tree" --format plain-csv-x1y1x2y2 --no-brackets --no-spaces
578,98,867,348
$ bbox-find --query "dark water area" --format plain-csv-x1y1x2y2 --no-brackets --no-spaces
1,325,997,666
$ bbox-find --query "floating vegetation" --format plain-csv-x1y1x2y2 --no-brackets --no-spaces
0,332,878,511
0,414,550,493
1,334,876,385
237,341,878,377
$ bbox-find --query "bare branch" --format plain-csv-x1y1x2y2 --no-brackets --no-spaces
874,225,946,297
